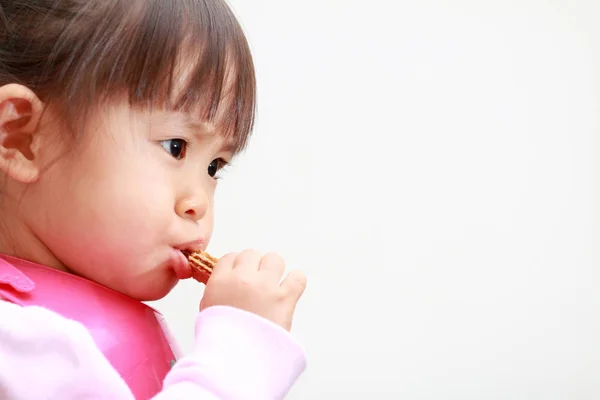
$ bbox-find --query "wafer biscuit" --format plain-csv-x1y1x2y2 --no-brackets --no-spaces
183,250,218,284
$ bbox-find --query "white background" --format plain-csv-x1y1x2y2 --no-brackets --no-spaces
151,1,600,398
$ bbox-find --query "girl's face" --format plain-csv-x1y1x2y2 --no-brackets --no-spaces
20,102,234,300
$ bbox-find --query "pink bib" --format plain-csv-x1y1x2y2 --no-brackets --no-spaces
0,254,179,400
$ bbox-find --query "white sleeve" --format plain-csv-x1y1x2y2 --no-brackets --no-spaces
0,301,306,400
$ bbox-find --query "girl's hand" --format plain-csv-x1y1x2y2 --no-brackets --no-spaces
200,250,307,331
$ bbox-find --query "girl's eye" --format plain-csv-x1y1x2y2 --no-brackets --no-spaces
208,158,226,178
160,139,187,160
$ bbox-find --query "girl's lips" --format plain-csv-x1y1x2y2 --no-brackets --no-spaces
171,248,192,280
174,240,205,253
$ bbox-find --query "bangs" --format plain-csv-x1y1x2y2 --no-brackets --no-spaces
46,0,256,153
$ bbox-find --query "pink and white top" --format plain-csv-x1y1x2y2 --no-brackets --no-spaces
0,255,307,400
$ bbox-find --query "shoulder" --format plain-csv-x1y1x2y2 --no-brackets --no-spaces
0,300,134,399
0,298,85,337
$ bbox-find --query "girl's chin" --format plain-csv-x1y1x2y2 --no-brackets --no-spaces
115,271,180,302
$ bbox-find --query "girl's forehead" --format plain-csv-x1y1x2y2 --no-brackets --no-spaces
163,50,251,154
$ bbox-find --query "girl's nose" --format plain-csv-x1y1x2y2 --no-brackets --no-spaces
175,191,208,222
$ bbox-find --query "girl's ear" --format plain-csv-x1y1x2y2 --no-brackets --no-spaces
0,84,45,183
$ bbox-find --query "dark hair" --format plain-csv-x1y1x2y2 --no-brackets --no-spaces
0,0,256,152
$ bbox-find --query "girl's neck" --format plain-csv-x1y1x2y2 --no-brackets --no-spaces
0,198,69,272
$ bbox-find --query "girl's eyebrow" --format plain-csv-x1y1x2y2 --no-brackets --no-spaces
184,118,237,153
217,140,237,154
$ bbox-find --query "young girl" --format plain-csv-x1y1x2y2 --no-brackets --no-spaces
0,0,307,399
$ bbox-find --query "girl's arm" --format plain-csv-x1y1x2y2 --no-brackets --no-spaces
0,301,306,399
156,306,306,399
